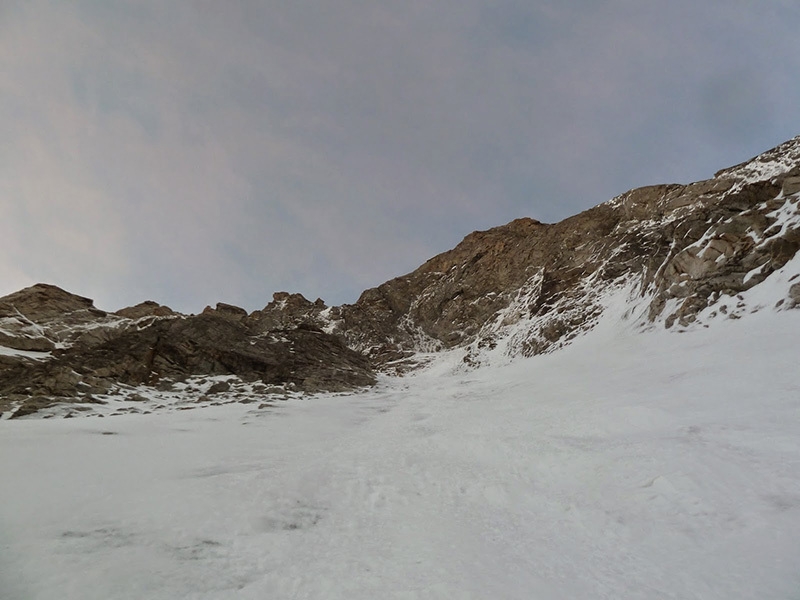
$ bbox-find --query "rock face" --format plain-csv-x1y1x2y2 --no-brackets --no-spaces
2,135,800,418
0,287,374,418
317,135,800,360
249,292,328,332
0,284,115,352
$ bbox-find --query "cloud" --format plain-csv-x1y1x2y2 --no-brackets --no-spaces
1,1,799,312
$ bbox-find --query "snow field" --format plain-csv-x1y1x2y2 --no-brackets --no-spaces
1,301,800,599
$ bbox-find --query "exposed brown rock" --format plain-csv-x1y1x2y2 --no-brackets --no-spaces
0,284,129,353
0,283,95,321
206,381,231,394
0,310,376,417
115,301,176,319
247,292,328,332
783,177,800,196
202,303,248,320
214,303,248,318
0,330,55,352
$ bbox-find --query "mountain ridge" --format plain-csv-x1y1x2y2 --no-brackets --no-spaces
2,135,799,418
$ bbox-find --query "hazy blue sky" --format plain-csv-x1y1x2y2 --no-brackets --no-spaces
2,1,799,312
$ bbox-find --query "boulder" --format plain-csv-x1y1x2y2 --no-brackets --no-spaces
789,282,800,307
782,176,800,196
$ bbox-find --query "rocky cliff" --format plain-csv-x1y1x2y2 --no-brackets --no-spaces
2,136,799,418
324,137,800,360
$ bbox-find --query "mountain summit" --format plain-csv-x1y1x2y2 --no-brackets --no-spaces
2,136,799,418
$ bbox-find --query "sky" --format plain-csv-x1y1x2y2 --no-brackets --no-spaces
2,1,800,313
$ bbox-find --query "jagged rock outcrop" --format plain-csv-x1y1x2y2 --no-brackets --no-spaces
247,292,329,332
115,300,176,320
0,286,374,418
202,302,249,320
2,135,799,417
0,311,374,416
0,283,118,352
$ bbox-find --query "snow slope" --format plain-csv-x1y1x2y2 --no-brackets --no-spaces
2,293,800,599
